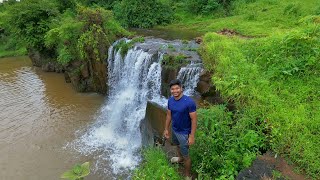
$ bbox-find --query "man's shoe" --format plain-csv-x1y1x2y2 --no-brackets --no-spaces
170,157,183,164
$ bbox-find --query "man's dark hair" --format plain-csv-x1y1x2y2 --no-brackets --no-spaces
169,79,182,88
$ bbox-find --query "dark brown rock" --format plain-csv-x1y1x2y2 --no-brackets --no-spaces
28,48,42,67
41,62,55,72
195,37,203,44
196,81,210,94
161,66,180,98
64,72,71,83
199,70,212,82
81,64,89,78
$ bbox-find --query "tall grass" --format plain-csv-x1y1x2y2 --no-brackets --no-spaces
133,148,181,179
199,23,320,178
165,0,320,36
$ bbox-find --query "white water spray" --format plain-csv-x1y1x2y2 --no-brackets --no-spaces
71,39,203,178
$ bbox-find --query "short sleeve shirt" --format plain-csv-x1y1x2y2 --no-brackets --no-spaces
168,95,196,134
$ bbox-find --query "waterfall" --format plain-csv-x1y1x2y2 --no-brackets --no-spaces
71,38,202,178
177,63,203,96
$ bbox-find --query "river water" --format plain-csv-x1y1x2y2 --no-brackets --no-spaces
0,39,202,179
0,56,105,179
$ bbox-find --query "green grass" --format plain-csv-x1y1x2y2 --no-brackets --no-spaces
163,0,320,36
133,148,181,179
199,24,320,179
190,105,266,179
155,1,320,178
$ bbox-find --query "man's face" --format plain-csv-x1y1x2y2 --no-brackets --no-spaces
170,85,182,98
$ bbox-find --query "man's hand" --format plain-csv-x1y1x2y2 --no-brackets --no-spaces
188,134,195,145
163,129,169,139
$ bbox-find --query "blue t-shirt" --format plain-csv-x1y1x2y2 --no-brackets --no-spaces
168,95,196,134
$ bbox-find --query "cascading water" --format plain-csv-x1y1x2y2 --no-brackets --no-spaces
70,38,203,178
177,63,203,96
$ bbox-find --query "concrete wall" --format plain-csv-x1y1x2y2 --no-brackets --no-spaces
140,101,171,146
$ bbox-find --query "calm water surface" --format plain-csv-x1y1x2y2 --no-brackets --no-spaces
0,56,106,179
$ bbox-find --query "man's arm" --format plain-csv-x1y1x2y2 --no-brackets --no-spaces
163,109,171,139
188,111,197,145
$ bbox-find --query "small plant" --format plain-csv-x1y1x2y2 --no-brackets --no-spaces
167,44,176,51
114,36,145,58
161,53,188,69
61,162,90,180
182,39,189,44
283,3,301,16
272,170,285,179
133,148,181,179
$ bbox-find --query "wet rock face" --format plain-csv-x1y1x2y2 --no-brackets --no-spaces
63,61,107,94
196,70,224,104
132,38,202,98
28,47,108,94
41,62,64,73
161,67,179,98
28,48,64,73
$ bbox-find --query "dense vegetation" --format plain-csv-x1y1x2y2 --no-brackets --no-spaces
134,0,320,179
113,0,173,28
1,0,319,179
199,24,319,179
133,148,181,179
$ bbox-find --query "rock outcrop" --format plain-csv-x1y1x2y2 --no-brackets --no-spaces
27,48,108,94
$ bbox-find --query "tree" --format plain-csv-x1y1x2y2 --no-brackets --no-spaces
113,0,173,28
3,0,59,51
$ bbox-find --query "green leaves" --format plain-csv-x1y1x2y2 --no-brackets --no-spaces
113,0,174,28
61,162,90,180
3,0,59,51
133,148,181,179
200,24,320,178
185,0,221,15
190,105,266,179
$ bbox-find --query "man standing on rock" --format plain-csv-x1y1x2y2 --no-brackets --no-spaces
163,79,197,179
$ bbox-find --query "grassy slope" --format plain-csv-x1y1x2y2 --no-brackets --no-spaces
165,0,320,36
165,0,320,178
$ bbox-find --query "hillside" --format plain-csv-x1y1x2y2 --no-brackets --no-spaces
175,0,320,178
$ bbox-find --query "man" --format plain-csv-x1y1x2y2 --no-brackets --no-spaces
163,79,197,179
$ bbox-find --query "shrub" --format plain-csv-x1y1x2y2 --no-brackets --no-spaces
185,0,221,15
113,0,174,28
200,25,320,178
3,0,59,51
45,6,128,65
190,105,266,179
133,148,181,179
161,54,188,69
61,162,90,180
113,36,145,58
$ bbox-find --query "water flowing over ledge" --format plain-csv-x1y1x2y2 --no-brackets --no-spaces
69,38,203,178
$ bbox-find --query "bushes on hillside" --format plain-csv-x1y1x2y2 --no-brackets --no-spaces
200,24,320,178
45,6,128,65
190,105,266,179
113,0,173,28
185,0,220,15
183,0,235,15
